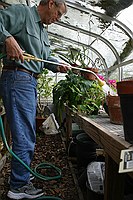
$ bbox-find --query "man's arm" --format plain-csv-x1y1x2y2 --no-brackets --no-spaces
45,56,71,73
0,4,26,62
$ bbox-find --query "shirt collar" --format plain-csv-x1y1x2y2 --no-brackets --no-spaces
31,6,41,23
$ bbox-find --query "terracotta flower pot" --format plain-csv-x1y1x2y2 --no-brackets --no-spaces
36,116,46,133
106,95,123,125
117,80,133,143
81,67,98,81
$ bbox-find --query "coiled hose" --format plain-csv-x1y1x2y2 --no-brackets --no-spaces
0,116,62,200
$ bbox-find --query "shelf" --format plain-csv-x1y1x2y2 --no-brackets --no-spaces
65,107,133,200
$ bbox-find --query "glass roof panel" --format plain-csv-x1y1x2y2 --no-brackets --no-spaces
10,0,133,80
47,1,133,80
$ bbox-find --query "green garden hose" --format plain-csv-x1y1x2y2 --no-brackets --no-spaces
0,116,62,200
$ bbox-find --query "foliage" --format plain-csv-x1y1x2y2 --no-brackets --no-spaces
53,45,104,70
53,71,105,123
37,69,54,117
53,45,81,65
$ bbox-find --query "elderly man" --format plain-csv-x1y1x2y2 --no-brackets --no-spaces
0,0,70,199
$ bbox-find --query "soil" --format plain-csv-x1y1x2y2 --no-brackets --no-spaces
0,132,80,200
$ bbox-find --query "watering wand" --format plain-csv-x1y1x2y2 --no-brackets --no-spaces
0,52,116,95
68,66,117,95
22,52,116,95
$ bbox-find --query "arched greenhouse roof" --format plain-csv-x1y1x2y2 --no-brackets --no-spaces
48,0,133,81
1,0,133,80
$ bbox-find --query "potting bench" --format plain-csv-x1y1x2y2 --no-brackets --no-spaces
65,106,133,200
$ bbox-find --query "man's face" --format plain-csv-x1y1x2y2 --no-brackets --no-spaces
43,1,66,25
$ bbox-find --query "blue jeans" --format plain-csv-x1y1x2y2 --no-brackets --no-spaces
0,70,37,189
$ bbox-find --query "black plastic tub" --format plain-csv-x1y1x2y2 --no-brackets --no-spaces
76,133,98,169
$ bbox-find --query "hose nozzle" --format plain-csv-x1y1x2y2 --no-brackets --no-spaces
98,79,106,87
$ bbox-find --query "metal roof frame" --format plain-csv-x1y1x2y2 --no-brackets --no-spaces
48,0,133,80
66,0,133,39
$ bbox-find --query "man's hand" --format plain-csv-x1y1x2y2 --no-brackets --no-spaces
57,63,71,73
5,36,24,62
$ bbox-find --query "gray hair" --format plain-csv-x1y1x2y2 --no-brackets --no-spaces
40,0,67,13
40,0,66,5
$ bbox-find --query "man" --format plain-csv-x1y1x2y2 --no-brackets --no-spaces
0,0,70,199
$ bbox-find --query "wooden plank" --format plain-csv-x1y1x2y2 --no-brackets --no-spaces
73,113,133,179
104,154,125,200
65,107,133,200
68,161,85,200
73,113,132,164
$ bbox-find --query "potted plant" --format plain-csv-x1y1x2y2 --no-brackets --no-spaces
117,80,133,143
76,46,104,80
100,76,123,124
106,94,123,125
53,46,103,80
53,71,105,124
36,69,55,131
53,45,82,74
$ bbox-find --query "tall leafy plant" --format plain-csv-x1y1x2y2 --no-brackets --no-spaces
37,69,54,117
53,45,103,71
53,71,105,124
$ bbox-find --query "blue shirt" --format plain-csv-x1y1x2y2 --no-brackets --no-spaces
0,4,59,73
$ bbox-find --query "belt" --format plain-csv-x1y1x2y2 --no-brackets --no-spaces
2,66,40,79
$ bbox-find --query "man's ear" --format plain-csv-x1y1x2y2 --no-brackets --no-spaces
48,0,55,9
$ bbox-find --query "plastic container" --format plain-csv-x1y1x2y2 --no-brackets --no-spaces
72,123,84,141
68,123,85,157
76,133,98,169
86,161,105,200
86,184,104,200
117,81,133,143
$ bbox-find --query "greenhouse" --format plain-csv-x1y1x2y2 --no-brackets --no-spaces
0,0,133,200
